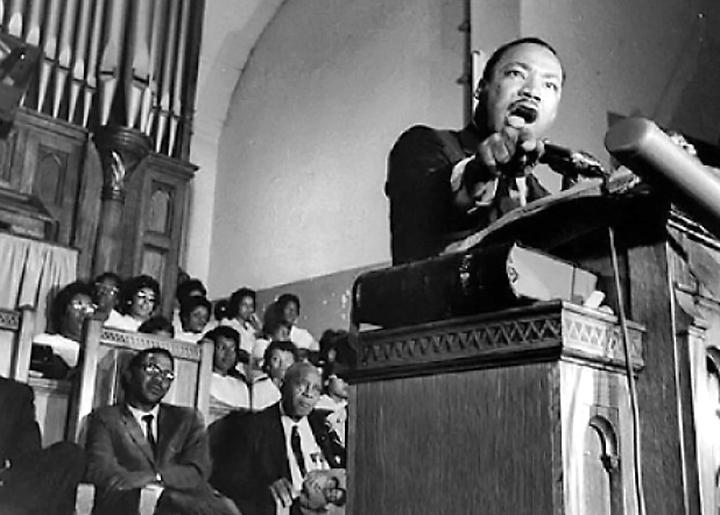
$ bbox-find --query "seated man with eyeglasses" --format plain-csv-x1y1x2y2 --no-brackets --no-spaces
84,347,239,515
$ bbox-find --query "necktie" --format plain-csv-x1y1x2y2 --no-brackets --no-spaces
142,414,157,456
290,425,306,477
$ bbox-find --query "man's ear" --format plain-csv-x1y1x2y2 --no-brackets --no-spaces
473,79,488,101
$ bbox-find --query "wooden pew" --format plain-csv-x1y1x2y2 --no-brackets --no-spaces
0,306,34,381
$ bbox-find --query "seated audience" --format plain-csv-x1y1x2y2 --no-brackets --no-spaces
277,293,318,352
315,366,349,449
221,287,261,356
84,347,238,515
138,315,175,338
32,280,96,377
211,362,345,515
93,272,125,327
251,302,291,371
173,278,208,335
251,339,298,412
0,376,85,514
175,296,212,343
205,326,250,417
107,275,160,332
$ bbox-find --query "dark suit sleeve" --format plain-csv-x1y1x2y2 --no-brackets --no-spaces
85,411,140,492
386,126,464,264
211,410,279,515
8,382,41,461
158,409,210,490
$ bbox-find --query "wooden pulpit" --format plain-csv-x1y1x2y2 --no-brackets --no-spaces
348,168,720,514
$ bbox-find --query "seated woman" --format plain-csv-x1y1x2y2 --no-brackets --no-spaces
205,326,250,421
250,301,291,372
32,281,96,378
175,296,212,343
138,315,175,338
93,272,124,327
106,275,160,332
316,330,355,448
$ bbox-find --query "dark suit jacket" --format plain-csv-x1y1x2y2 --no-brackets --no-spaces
0,377,41,462
85,403,219,514
386,124,549,264
211,403,344,515
0,377,84,515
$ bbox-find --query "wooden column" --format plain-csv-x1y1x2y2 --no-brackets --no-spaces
92,125,150,275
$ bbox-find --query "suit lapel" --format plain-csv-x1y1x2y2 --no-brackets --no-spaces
265,404,291,479
156,404,176,465
120,406,156,467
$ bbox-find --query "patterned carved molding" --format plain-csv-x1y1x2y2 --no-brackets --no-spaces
100,328,202,361
0,308,20,331
352,301,645,381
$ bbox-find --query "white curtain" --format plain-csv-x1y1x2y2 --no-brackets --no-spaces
0,232,78,335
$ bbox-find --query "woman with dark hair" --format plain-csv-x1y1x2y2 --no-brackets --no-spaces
175,296,211,342
106,275,160,332
249,301,290,372
137,315,175,338
204,326,250,421
220,287,261,358
32,281,97,377
93,272,125,328
276,292,318,352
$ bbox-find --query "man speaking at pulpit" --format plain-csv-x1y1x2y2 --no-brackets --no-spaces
385,37,565,264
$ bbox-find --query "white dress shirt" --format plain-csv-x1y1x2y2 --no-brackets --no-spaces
289,326,318,351
250,374,281,412
210,372,250,409
279,407,329,492
32,333,80,367
126,403,160,442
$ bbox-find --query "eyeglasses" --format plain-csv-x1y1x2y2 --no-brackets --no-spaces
142,363,175,382
69,300,97,315
135,291,157,303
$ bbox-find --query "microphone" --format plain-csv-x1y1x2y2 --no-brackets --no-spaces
539,142,609,179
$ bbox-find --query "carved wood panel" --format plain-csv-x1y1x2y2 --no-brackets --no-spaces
120,152,195,316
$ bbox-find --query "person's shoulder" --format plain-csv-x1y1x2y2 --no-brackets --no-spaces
395,124,444,144
89,404,125,427
160,403,199,418
0,376,33,399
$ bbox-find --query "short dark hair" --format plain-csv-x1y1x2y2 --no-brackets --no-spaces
127,347,175,372
481,37,565,85
262,340,298,373
94,272,121,286
276,293,300,312
213,299,230,321
203,325,240,348
51,281,95,332
179,296,212,320
176,278,207,302
138,316,175,338
261,302,285,337
119,275,161,315
227,287,256,318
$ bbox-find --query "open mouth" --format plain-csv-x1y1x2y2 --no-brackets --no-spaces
510,103,538,123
